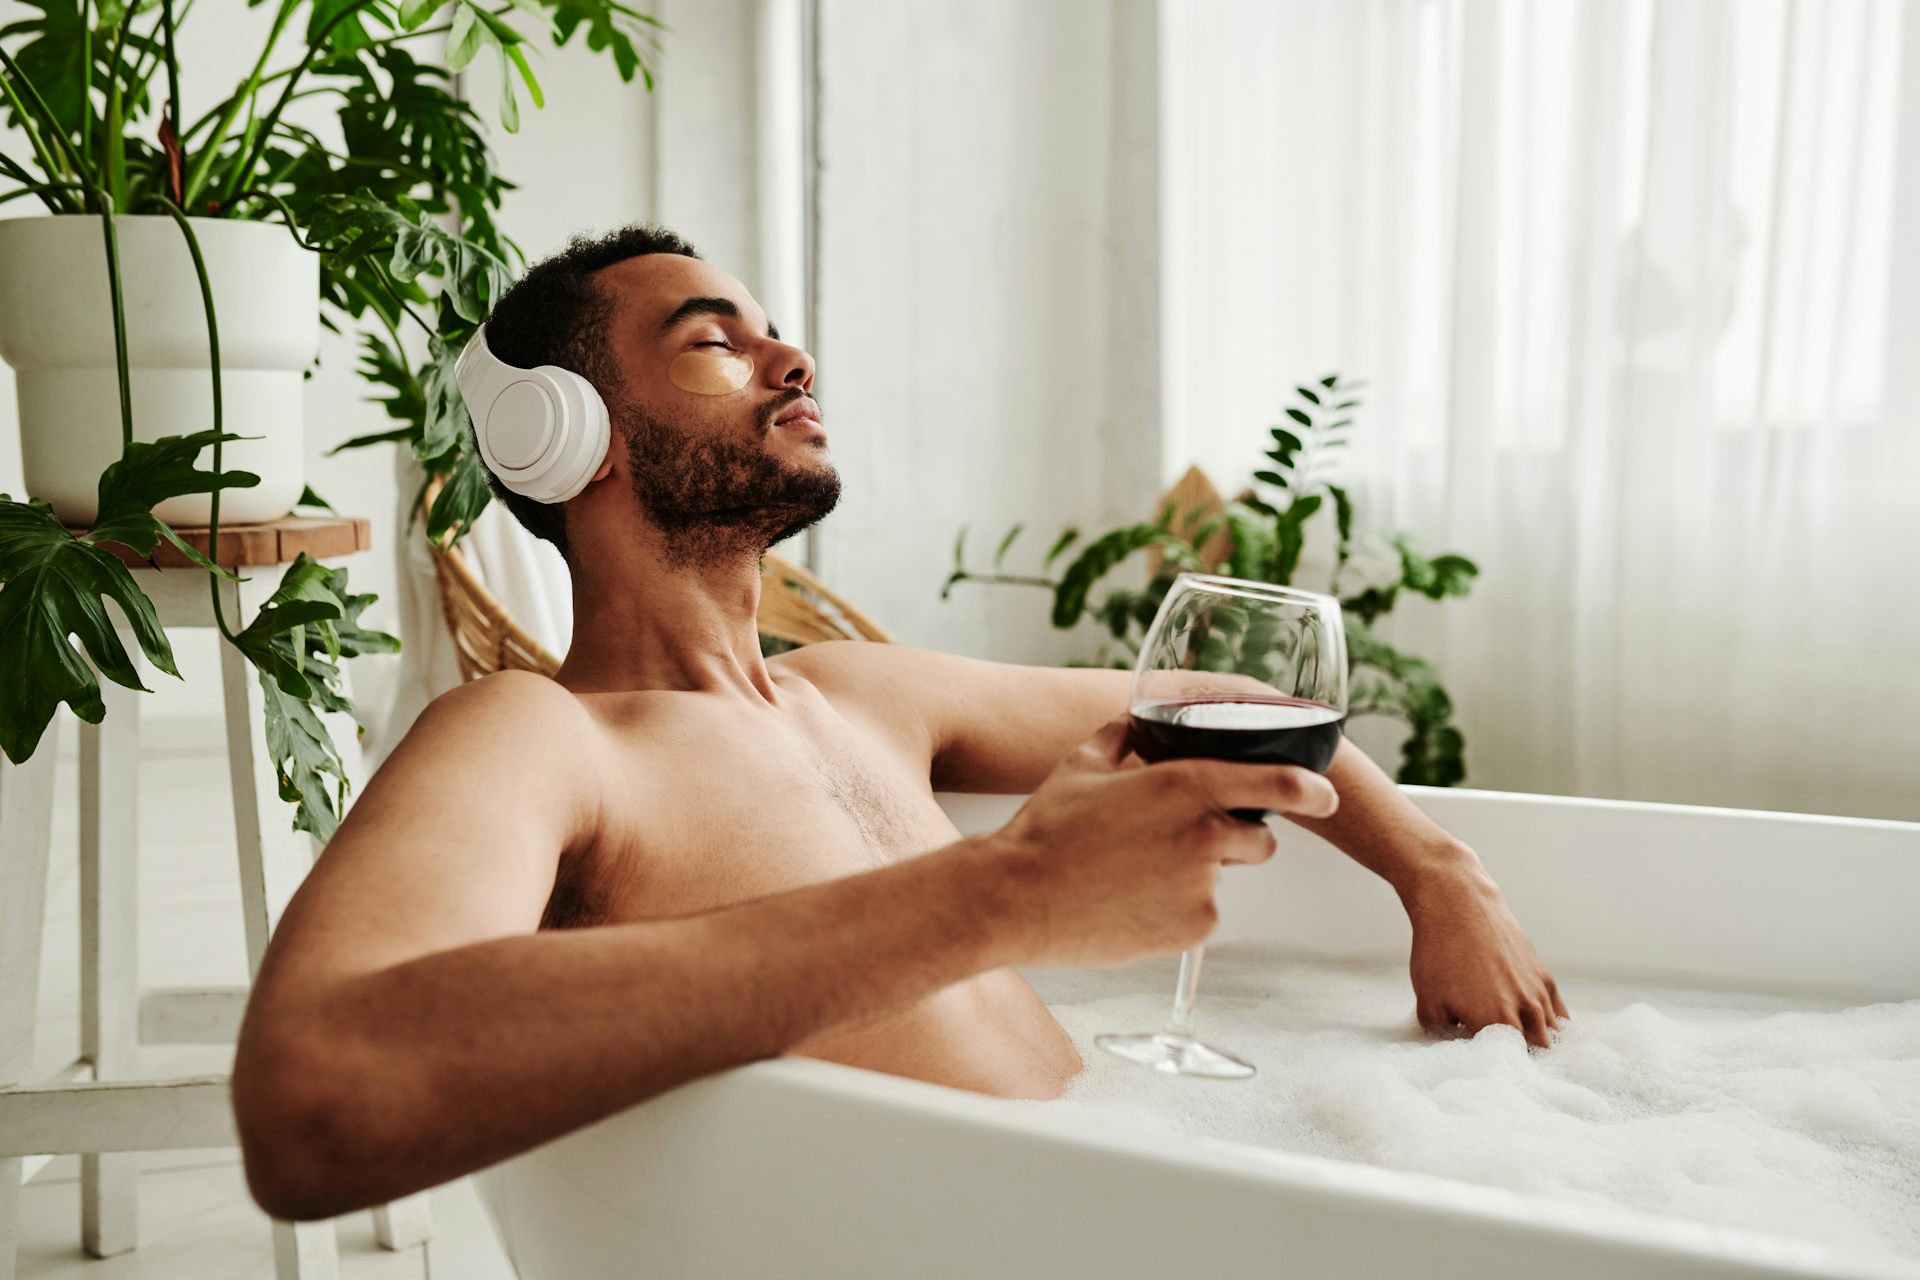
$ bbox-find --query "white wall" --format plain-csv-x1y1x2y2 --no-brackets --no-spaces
811,0,1167,664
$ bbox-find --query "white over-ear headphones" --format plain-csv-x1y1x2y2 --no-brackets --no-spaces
456,323,611,503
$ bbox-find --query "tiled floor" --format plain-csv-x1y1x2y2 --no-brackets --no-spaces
15,723,515,1279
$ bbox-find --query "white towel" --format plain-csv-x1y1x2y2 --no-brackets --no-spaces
368,454,573,768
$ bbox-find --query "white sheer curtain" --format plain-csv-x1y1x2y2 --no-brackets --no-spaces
1166,0,1920,819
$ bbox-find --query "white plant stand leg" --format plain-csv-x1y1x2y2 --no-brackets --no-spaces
0,540,422,1280
373,1197,435,1252
79,681,140,1259
0,738,58,1280
219,573,341,1280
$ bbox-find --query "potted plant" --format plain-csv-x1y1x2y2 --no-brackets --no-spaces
0,0,660,835
944,376,1481,786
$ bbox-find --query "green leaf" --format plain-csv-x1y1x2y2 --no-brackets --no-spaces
1222,502,1276,582
1328,484,1354,548
1295,385,1321,405
399,0,446,27
1042,528,1079,569
446,4,485,69
415,335,469,460
303,191,511,323
425,442,493,544
1344,618,1468,786
1328,483,1355,574
256,668,348,837
306,0,382,52
1052,523,1180,629
328,426,415,455
297,485,337,513
993,524,1023,572
1094,589,1136,640
0,0,159,146
497,54,521,132
1263,384,1358,509
951,525,968,569
505,41,543,107
0,425,275,760
1341,585,1397,626
89,431,260,550
1273,517,1304,585
229,555,399,839
87,434,258,579
548,0,662,85
317,43,515,258
1394,536,1480,601
0,501,159,760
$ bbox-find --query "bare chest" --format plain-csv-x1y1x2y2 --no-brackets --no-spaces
547,702,961,928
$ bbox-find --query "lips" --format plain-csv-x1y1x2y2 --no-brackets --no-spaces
772,397,825,435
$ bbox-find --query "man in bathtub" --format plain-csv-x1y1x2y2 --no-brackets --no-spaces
233,225,1567,1220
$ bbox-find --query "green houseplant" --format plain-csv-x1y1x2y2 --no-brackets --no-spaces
0,0,660,835
944,375,1481,786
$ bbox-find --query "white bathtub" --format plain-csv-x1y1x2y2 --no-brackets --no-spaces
474,789,1920,1280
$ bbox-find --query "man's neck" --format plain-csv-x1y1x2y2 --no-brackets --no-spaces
557,548,778,703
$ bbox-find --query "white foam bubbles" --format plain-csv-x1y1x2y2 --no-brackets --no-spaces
1028,943,1920,1263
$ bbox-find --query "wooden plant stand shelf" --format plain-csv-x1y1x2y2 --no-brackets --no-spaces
70,515,373,570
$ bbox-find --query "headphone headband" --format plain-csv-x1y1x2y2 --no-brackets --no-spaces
456,324,611,504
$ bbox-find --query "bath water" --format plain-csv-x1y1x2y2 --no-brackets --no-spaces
1030,943,1920,1263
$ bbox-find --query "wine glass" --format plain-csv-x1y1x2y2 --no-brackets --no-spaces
1095,573,1348,1079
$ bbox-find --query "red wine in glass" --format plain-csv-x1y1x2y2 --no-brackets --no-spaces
1098,573,1348,1080
1128,695,1345,821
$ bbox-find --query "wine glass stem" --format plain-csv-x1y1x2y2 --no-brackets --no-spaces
1166,943,1206,1037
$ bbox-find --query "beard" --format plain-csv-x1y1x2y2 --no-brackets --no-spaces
617,391,841,569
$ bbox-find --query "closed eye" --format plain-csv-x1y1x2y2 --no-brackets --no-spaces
694,340,735,351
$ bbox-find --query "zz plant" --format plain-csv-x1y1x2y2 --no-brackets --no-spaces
944,376,1481,786
0,0,659,835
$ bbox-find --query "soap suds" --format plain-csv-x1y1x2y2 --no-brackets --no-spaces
1030,943,1920,1262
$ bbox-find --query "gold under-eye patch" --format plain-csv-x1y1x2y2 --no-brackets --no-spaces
668,349,754,396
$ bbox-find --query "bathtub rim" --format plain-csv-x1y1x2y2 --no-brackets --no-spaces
477,1052,1919,1280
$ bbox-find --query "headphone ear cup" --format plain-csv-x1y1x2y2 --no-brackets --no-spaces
475,366,610,503
539,366,611,497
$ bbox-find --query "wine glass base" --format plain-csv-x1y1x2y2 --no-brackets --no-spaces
1095,1031,1257,1079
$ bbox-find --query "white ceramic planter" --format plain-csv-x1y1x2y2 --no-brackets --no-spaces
0,214,319,525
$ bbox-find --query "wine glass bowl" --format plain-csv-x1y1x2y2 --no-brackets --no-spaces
1096,573,1348,1078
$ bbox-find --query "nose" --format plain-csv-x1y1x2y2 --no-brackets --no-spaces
763,338,815,392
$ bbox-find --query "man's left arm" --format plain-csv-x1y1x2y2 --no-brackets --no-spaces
842,646,1567,1047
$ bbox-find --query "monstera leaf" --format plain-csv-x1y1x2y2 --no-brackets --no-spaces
303,190,511,324
0,431,258,764
230,554,400,839
0,0,161,138
546,0,663,86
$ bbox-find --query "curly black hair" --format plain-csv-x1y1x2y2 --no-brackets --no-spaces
474,224,701,557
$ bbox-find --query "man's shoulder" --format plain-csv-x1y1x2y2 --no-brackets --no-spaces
410,670,600,754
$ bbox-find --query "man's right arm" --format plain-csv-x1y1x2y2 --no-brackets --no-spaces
233,679,1335,1220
